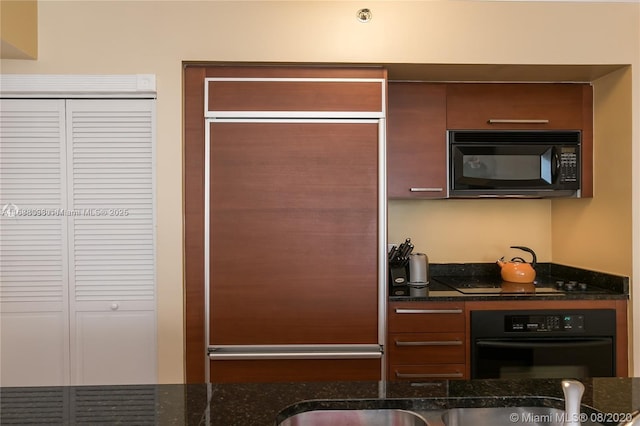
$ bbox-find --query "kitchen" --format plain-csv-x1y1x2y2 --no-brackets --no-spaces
1,0,639,423
181,67,630,383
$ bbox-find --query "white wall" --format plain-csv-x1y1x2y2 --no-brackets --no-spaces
1,0,638,382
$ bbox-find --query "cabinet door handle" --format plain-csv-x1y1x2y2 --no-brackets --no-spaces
396,372,463,379
487,119,550,124
410,187,444,192
395,308,463,314
395,340,462,347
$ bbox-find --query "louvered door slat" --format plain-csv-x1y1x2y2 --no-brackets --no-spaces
0,388,67,424
0,100,67,307
67,100,155,307
70,386,157,424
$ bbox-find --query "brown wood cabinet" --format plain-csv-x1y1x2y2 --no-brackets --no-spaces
209,359,381,384
446,83,590,130
387,301,467,380
387,82,447,199
206,79,383,113
446,83,593,197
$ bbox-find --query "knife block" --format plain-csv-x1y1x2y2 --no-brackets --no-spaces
389,265,408,286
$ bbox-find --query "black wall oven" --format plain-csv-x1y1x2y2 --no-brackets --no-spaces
448,130,581,198
471,310,616,379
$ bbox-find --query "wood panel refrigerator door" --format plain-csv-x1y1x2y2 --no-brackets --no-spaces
209,120,379,345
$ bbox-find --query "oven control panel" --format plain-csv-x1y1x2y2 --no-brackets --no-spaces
506,314,585,332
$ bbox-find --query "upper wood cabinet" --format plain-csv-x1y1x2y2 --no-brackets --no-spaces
204,66,385,115
446,83,591,130
206,80,384,114
387,82,447,199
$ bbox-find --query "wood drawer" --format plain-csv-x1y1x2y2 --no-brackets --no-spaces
210,358,381,383
388,332,465,364
388,302,465,333
389,364,466,381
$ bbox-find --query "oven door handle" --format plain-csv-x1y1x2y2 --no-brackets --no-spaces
476,338,612,349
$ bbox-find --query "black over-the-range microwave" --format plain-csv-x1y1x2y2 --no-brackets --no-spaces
448,130,582,198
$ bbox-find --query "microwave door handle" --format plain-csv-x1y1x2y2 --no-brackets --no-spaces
552,149,561,182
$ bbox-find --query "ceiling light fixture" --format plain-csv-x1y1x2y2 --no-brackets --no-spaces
356,8,372,23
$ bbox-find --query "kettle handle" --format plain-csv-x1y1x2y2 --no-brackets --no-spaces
510,246,537,268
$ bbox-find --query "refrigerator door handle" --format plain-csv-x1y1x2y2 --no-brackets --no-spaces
208,344,383,360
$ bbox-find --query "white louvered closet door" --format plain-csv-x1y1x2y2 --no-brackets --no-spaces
66,99,156,385
0,99,70,386
0,98,156,386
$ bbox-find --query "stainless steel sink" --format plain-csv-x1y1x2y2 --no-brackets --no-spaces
440,406,604,426
277,409,429,426
276,382,607,426
277,406,608,426
442,407,566,426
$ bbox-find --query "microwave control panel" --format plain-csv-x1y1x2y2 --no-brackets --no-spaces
506,314,585,332
559,147,578,183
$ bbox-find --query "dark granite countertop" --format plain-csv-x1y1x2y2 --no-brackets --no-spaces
2,378,639,425
390,263,629,302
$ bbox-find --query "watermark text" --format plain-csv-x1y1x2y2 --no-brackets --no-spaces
1,203,129,218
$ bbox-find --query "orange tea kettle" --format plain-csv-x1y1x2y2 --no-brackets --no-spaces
497,246,537,283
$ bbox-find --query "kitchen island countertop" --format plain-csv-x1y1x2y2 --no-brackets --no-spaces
2,378,639,425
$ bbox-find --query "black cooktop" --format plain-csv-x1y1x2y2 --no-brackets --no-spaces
432,276,615,295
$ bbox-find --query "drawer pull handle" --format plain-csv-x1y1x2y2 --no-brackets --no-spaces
395,340,462,347
410,187,444,192
487,119,550,124
396,372,463,379
395,308,463,314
